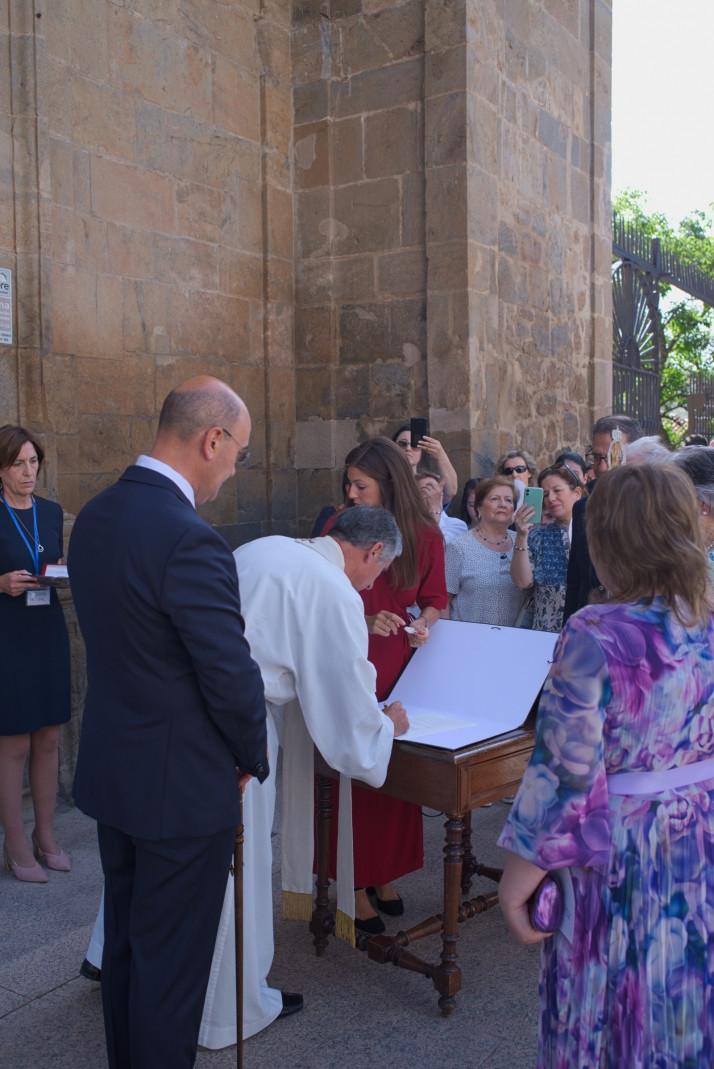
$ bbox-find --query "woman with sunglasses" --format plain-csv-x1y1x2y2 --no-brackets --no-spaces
392,425,458,504
510,464,584,632
495,449,536,510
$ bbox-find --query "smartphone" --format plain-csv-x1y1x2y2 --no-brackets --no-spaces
523,486,543,524
410,417,428,449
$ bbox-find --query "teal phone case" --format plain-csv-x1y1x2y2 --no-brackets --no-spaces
524,487,543,524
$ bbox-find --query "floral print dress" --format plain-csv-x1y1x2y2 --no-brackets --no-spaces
498,598,714,1069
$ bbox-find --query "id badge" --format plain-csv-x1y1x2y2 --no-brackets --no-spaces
26,588,51,606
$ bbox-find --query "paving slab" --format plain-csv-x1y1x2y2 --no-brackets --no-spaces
1,777,539,1069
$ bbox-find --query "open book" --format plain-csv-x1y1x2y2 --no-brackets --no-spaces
387,619,557,750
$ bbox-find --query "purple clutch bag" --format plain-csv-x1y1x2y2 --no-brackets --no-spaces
527,874,563,933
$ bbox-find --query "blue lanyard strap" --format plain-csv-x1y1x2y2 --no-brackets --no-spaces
1,496,39,574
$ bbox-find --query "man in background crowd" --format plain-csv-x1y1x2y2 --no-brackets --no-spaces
562,414,643,624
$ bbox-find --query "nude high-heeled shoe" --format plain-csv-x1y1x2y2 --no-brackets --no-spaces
32,829,71,872
3,845,49,883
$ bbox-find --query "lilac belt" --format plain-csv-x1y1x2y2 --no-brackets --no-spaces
607,756,714,795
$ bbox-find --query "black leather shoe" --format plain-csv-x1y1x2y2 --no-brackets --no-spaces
354,914,385,935
277,992,304,1019
79,958,101,982
366,887,404,916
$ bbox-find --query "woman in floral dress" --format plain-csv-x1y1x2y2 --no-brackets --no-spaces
498,463,714,1069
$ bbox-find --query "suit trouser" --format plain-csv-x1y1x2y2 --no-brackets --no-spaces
97,822,235,1069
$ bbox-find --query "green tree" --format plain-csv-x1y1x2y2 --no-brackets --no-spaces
613,190,714,445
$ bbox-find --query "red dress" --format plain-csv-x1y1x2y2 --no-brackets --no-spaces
322,518,448,886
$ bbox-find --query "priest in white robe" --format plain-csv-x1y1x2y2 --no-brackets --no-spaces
200,504,409,1047
85,505,409,1047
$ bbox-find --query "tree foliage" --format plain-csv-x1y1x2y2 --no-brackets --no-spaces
613,190,714,445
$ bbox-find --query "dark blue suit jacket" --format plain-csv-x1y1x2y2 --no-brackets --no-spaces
68,465,268,840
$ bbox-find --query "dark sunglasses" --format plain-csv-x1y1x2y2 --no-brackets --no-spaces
503,465,528,475
221,428,250,465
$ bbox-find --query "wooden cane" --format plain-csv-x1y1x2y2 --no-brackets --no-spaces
234,793,244,1069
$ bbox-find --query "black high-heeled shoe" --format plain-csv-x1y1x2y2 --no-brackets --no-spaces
366,886,404,917
354,914,386,935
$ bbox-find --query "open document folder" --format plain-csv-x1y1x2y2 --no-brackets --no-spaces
388,619,558,751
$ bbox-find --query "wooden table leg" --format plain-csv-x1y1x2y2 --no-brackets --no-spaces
433,813,464,1017
310,775,335,956
460,810,473,896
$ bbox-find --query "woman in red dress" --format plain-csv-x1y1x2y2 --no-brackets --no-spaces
323,437,448,932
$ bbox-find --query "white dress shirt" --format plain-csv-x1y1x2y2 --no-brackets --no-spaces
135,455,196,509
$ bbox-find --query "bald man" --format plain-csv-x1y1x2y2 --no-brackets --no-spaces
68,378,269,1069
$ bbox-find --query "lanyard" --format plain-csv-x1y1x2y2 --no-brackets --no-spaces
1,496,40,574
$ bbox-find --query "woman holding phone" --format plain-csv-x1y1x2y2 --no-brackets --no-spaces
392,423,459,504
510,464,583,632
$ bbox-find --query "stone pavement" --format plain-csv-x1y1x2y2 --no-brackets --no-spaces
0,775,539,1069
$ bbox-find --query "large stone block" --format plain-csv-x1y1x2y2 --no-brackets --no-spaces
364,105,421,179
74,355,155,418
333,117,363,187
154,234,219,292
219,248,263,301
78,414,133,473
339,0,424,77
333,254,375,301
108,5,213,123
134,101,261,189
333,55,424,118
122,278,171,355
176,181,229,244
296,366,333,419
169,289,252,359
333,178,401,255
91,157,175,233
335,364,370,419
377,248,426,297
338,298,425,364
107,223,154,279
71,75,136,163
293,120,330,190
212,54,261,142
296,304,332,365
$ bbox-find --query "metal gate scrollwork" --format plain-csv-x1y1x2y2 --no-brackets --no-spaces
611,258,661,435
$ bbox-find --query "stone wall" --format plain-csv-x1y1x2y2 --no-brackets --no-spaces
1,0,295,547
291,0,612,523
1,0,612,797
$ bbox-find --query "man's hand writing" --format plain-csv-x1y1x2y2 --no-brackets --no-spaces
383,701,409,736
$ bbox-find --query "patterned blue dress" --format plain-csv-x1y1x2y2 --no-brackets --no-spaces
527,522,570,632
498,599,714,1069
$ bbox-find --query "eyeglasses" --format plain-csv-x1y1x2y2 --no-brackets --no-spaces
502,465,528,475
395,439,413,450
585,448,608,466
221,428,250,465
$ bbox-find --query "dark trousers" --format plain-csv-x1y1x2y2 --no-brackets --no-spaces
97,822,235,1069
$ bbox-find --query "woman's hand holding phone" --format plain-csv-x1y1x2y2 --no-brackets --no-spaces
514,502,536,535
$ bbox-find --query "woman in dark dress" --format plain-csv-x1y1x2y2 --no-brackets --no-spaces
0,426,71,882
323,437,448,931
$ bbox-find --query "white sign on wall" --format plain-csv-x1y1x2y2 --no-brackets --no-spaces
0,269,11,345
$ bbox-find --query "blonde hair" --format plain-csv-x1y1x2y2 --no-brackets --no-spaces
496,449,536,483
586,464,713,627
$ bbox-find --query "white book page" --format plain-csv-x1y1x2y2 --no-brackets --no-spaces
389,620,557,750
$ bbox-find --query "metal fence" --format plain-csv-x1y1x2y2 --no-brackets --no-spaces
687,372,714,440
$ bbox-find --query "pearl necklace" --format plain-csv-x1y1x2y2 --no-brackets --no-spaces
476,528,509,547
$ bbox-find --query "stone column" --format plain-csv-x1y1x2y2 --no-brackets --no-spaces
423,0,612,482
